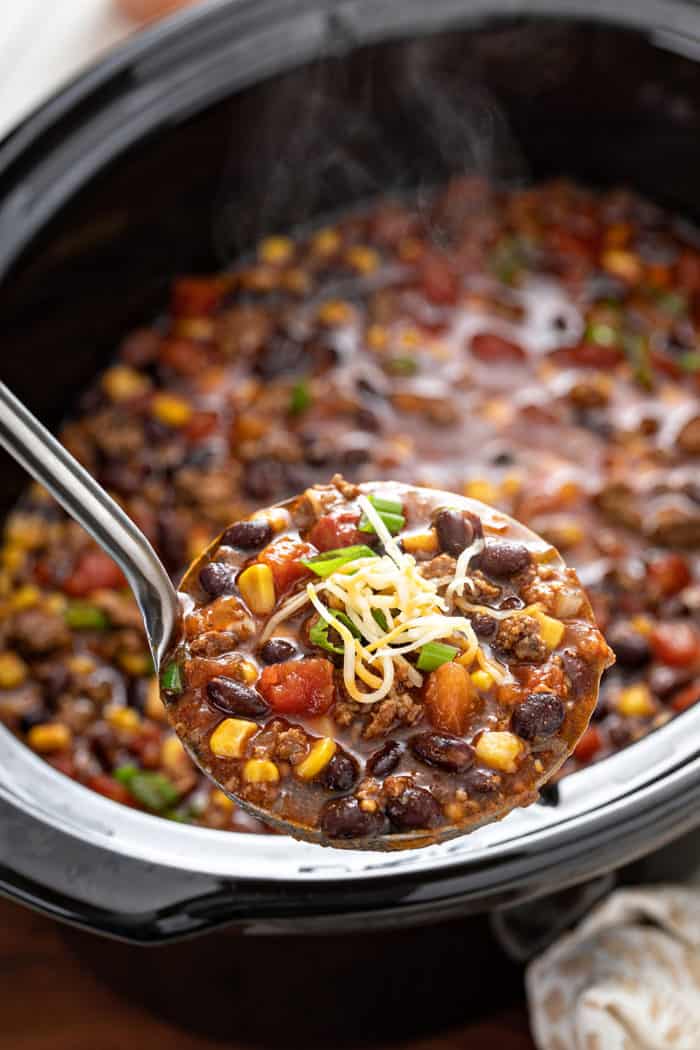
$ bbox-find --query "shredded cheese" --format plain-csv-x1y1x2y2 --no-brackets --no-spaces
446,535,486,600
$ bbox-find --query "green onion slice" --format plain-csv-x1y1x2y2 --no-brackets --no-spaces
416,641,459,672
359,496,406,536
64,601,110,630
309,611,362,655
160,660,184,695
301,544,377,577
289,381,312,415
680,350,700,373
115,766,179,811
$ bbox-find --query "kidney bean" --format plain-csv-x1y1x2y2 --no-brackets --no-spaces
560,649,593,699
434,508,481,556
320,751,359,792
366,740,403,777
463,768,501,796
199,562,238,598
410,732,474,772
206,676,269,719
242,459,289,501
471,613,498,638
221,519,273,550
511,692,565,741
477,540,531,578
607,626,651,669
260,638,297,664
386,786,442,830
320,797,387,839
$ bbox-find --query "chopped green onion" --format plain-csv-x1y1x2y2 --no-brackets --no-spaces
359,511,405,536
367,494,403,515
301,544,377,577
416,641,459,672
64,601,110,630
584,322,618,347
624,332,653,389
372,609,388,632
289,381,312,415
309,610,363,655
114,767,179,811
387,355,419,376
160,660,183,695
680,351,700,373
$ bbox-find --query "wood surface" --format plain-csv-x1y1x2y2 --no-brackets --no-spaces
0,896,535,1049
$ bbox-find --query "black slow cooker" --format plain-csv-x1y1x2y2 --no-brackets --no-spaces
2,0,700,944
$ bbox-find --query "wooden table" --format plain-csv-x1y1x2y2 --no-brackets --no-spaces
0,896,535,1049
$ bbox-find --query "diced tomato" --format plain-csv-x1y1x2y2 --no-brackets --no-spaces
63,550,126,597
171,277,223,317
646,554,691,598
420,253,458,305
670,682,700,713
47,753,77,778
470,333,526,362
259,658,335,716
573,725,603,764
308,512,362,552
159,338,212,376
259,538,317,593
569,343,625,369
87,773,134,805
185,411,219,442
651,622,700,668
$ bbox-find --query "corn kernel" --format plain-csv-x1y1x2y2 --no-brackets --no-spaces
251,507,289,533
345,246,379,274
6,513,48,550
475,730,524,773
238,563,276,615
45,593,67,615
258,236,294,265
67,655,95,676
311,228,341,256
244,758,280,783
500,475,522,498
398,326,422,350
0,651,28,688
236,659,259,685
602,249,642,284
533,609,565,649
105,705,142,732
118,651,153,676
401,530,438,555
630,615,653,637
145,676,167,721
318,300,353,326
211,788,235,812
10,584,41,610
151,392,193,427
463,479,499,505
366,324,389,351
28,722,72,753
102,365,151,402
173,317,215,341
296,737,336,780
2,546,25,573
470,670,494,691
161,734,188,772
617,683,655,718
210,718,257,758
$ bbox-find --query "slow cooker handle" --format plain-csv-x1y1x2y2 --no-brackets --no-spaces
0,381,178,668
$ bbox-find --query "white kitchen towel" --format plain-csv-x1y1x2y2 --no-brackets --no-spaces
526,887,700,1050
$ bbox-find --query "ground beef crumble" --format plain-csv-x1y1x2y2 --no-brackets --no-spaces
496,614,549,663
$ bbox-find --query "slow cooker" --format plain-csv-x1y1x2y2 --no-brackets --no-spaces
2,0,700,944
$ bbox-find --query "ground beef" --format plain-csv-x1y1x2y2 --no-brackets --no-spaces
419,554,457,580
275,726,309,764
363,689,423,739
467,570,502,602
496,615,548,663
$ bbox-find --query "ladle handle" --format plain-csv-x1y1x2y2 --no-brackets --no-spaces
0,382,178,668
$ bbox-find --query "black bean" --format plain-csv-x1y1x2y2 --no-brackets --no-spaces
511,692,565,741
463,768,501,796
242,459,289,501
477,540,531,578
366,740,403,778
260,638,297,664
199,562,238,597
320,751,359,792
561,649,593,699
221,519,273,550
386,787,442,831
19,708,49,734
206,676,269,719
253,335,306,378
607,626,651,670
471,613,498,639
498,594,524,611
435,508,476,556
320,797,387,840
410,732,474,773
